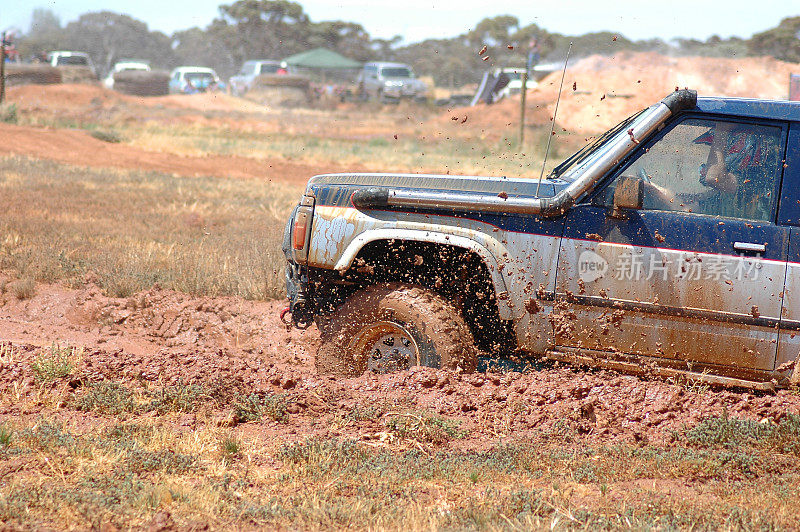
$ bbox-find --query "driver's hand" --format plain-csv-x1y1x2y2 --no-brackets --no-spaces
704,165,738,193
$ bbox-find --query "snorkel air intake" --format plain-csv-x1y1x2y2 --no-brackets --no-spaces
353,89,697,217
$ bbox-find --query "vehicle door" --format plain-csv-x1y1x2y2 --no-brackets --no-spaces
554,115,789,375
776,123,800,376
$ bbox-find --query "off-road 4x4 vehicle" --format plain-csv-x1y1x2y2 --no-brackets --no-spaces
284,89,800,390
357,62,427,101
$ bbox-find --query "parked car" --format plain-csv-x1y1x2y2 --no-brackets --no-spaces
45,51,96,75
229,60,285,95
493,67,537,99
169,67,224,94
103,61,150,89
284,89,800,390
357,62,427,101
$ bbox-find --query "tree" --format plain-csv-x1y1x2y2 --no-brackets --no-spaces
215,0,310,65
467,15,520,48
748,17,800,63
17,8,63,60
307,20,373,61
61,12,175,75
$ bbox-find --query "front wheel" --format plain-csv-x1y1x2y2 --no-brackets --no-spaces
315,284,478,376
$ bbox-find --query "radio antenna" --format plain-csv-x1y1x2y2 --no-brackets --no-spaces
536,42,572,197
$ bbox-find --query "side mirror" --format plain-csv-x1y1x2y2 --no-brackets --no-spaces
611,175,643,218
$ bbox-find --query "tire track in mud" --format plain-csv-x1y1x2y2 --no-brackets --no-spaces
1,280,800,447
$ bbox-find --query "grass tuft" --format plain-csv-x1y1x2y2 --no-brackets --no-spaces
384,411,463,445
88,129,122,143
31,344,81,382
233,392,288,423
74,381,137,415
0,103,18,124
146,382,211,415
9,278,35,300
219,434,243,459
0,423,12,447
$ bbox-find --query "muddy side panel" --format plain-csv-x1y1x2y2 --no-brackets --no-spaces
555,205,787,372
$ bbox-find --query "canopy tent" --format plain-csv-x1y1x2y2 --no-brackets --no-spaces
283,48,361,70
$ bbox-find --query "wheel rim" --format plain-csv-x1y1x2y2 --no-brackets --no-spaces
351,321,419,374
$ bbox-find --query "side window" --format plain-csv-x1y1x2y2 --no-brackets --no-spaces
598,118,783,222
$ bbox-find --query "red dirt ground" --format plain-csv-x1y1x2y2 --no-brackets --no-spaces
0,123,352,185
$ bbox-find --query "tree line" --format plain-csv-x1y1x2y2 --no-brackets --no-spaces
13,1,800,87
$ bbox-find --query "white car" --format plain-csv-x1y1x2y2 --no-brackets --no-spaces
45,51,96,75
103,61,151,89
169,67,224,94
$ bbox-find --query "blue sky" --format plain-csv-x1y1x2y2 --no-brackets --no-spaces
4,0,799,44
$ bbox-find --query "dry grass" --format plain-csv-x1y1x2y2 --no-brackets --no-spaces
126,121,572,178
2,399,800,530
2,370,800,529
0,155,299,300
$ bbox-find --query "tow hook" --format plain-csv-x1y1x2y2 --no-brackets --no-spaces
280,301,313,330
280,306,292,325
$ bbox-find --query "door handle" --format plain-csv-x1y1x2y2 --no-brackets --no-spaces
733,242,766,253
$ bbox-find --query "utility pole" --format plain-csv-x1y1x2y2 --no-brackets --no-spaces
0,31,6,105
518,69,527,147
519,38,540,148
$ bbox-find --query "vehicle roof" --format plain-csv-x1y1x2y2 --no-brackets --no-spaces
365,62,412,69
695,96,800,122
244,59,280,65
48,51,89,56
173,66,217,74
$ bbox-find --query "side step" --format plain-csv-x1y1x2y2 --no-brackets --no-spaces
546,348,777,392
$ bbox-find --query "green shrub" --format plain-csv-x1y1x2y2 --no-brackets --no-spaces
31,344,79,382
233,393,288,423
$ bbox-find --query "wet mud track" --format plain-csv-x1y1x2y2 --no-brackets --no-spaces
1,278,799,449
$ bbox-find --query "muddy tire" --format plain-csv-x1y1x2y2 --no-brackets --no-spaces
315,284,477,376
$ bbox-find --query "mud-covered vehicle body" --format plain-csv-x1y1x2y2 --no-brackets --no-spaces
284,89,800,389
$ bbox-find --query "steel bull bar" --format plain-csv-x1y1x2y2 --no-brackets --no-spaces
353,90,697,215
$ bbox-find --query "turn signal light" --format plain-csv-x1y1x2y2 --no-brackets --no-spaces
293,211,309,250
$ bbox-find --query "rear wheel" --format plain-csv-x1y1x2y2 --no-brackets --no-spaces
315,284,478,376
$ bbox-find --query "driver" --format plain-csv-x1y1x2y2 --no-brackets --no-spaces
695,122,774,220
641,121,776,220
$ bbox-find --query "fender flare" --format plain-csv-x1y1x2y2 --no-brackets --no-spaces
334,228,514,319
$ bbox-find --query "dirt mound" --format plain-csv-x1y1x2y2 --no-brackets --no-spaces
56,65,98,84
450,52,800,135
6,83,267,113
0,123,349,185
4,64,61,86
7,83,128,110
146,91,269,113
113,70,170,96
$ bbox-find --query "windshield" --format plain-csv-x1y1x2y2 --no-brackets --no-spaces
56,56,88,66
381,67,412,78
185,72,215,84
260,63,279,74
548,109,646,180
